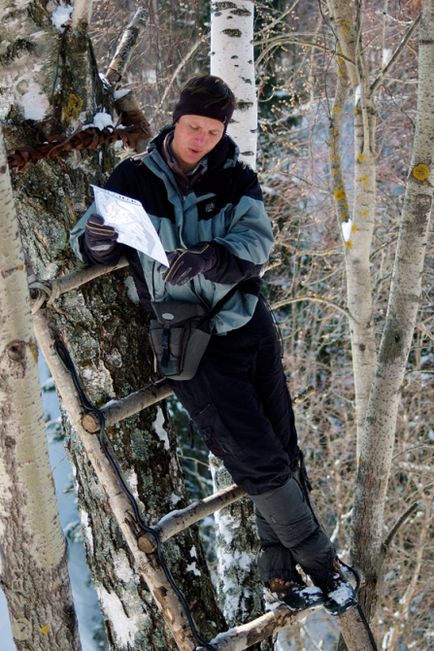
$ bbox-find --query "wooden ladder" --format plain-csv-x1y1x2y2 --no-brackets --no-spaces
30,261,376,651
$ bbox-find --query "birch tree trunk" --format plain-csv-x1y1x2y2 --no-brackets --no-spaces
1,2,224,648
326,0,377,451
209,4,269,645
352,0,434,618
211,0,257,168
0,128,80,651
326,0,433,624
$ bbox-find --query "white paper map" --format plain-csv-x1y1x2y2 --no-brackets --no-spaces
92,185,169,267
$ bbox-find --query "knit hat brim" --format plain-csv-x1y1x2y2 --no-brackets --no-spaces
172,84,235,130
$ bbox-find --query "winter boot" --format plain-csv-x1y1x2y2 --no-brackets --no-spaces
256,508,324,612
315,560,357,616
268,577,324,611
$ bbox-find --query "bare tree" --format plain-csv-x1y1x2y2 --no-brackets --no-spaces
350,0,434,620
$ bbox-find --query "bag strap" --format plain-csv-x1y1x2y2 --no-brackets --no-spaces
199,283,240,325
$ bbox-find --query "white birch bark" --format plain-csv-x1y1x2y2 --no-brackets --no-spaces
0,2,64,123
210,0,257,168
326,0,377,451
209,458,265,634
352,0,434,617
0,128,80,651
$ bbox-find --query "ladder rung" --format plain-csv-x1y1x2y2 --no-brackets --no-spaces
197,603,374,651
81,380,172,432
30,258,128,311
196,603,312,651
137,484,246,553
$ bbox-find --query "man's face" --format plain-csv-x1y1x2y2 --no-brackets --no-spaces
171,115,225,171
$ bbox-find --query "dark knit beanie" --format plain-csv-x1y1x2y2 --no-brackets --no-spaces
172,75,236,131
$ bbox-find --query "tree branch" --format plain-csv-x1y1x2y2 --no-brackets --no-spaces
328,46,351,233
370,14,421,94
72,0,93,29
158,36,207,111
271,294,350,320
105,9,147,84
105,9,151,153
381,502,419,554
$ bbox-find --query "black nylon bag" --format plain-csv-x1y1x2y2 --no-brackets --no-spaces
149,301,212,381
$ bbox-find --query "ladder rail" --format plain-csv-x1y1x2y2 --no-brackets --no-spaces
33,308,198,651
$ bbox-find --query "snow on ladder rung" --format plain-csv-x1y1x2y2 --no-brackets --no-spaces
137,484,246,553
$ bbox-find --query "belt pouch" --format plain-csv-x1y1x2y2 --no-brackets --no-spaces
149,301,211,381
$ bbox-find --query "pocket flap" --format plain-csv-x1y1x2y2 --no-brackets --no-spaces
151,301,207,326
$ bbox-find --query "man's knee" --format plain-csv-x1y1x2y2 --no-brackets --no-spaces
251,476,319,548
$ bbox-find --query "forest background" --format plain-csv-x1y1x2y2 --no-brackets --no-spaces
0,1,432,651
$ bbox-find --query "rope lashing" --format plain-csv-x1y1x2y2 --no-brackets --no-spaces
29,280,63,314
54,338,217,651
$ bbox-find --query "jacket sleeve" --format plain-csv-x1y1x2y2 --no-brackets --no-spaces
205,167,274,284
69,160,137,265
202,242,262,284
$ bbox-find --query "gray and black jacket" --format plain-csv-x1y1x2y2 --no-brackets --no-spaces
70,126,274,334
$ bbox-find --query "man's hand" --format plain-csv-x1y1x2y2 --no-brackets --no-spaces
163,243,216,286
84,214,118,253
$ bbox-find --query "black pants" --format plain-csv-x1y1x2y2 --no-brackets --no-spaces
169,297,298,495
169,297,334,582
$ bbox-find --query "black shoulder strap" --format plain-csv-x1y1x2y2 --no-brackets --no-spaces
202,284,240,323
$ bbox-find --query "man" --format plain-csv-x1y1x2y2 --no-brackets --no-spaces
70,75,356,615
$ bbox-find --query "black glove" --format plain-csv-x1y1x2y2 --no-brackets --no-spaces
84,214,118,253
163,243,217,286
